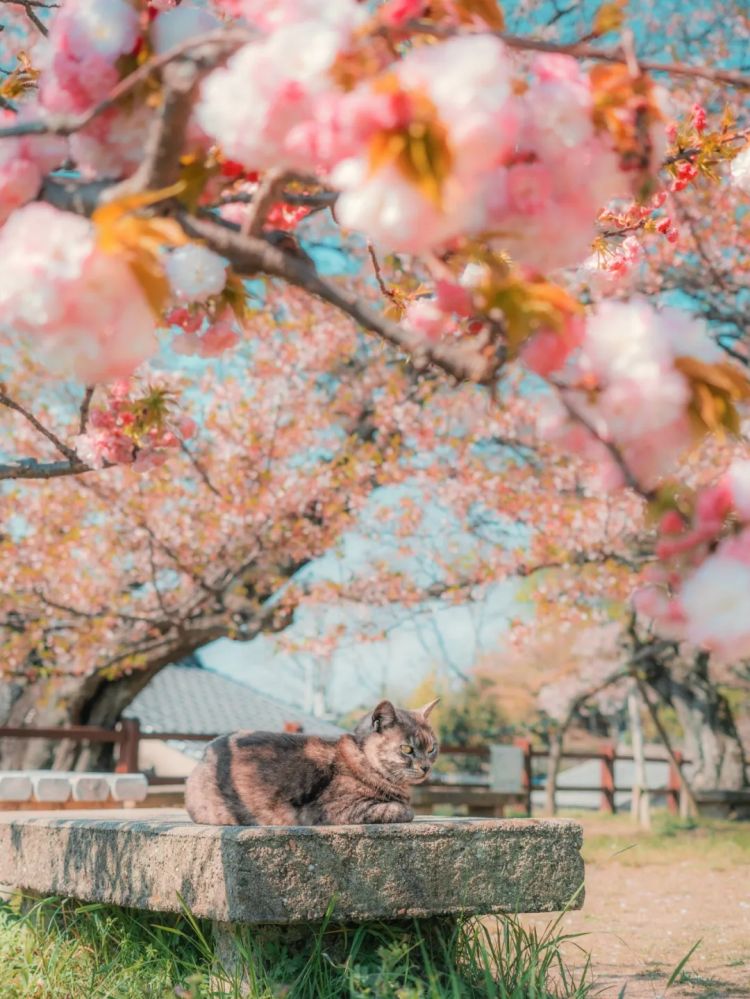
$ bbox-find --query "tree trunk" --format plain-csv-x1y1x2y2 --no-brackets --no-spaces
544,723,567,817
627,683,651,829
646,652,747,791
0,625,227,771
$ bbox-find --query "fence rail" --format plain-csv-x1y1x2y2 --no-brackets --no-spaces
0,721,687,815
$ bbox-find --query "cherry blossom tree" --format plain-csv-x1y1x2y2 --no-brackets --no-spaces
2,0,750,769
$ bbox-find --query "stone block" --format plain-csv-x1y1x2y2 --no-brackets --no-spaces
30,772,72,804
0,774,33,802
0,809,584,923
69,775,110,802
107,774,148,803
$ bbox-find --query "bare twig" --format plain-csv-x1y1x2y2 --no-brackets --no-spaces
410,21,750,90
179,439,222,498
367,242,399,306
78,386,95,435
555,389,657,503
6,0,50,36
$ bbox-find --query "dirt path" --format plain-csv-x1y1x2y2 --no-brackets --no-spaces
519,816,750,997
524,853,750,997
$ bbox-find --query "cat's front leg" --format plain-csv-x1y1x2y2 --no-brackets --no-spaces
360,800,414,824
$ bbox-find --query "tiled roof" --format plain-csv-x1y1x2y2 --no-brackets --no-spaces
123,658,343,739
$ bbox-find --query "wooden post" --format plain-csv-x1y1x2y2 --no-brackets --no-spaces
667,749,683,815
116,718,141,774
514,737,533,816
600,743,616,814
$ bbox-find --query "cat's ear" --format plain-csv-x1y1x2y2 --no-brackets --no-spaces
418,698,440,720
372,700,397,732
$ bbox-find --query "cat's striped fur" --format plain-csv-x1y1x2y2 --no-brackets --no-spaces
185,699,439,826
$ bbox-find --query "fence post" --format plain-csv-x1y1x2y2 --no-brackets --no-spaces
116,718,141,773
667,749,683,815
600,743,616,814
514,737,533,815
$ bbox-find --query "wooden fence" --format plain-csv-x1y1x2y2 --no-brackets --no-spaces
0,721,687,815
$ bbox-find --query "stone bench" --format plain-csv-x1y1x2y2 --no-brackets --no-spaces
0,808,583,922
0,770,147,808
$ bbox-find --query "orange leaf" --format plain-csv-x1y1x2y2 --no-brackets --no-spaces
592,0,627,36
453,0,505,30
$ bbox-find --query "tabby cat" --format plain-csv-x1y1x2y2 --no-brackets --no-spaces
185,698,439,826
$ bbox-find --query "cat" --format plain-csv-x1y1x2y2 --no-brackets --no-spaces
185,698,439,826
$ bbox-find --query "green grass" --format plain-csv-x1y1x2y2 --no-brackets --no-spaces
576,811,750,868
0,894,594,999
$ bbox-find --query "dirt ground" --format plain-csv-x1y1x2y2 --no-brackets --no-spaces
522,816,750,998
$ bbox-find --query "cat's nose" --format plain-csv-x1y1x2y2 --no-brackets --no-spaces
420,764,430,775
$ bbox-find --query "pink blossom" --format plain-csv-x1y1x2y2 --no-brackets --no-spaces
198,320,241,357
730,144,750,196
521,316,584,377
378,0,426,26
165,244,227,303
69,104,155,179
0,203,156,382
334,36,515,252
39,0,140,115
691,103,707,133
724,460,750,521
178,416,198,439
73,429,134,468
217,0,364,31
195,21,351,172
404,299,453,343
679,547,750,658
0,111,67,223
435,280,473,318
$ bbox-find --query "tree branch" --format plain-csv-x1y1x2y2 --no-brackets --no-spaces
0,27,252,141
177,212,504,385
102,51,218,200
555,389,656,503
0,388,80,464
411,21,750,90
0,457,95,481
78,386,95,434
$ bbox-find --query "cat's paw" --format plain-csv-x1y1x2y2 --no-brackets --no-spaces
375,801,414,823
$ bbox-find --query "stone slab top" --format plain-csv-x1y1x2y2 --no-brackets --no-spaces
0,809,584,924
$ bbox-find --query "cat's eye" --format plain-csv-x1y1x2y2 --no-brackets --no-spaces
428,744,437,754
401,744,414,755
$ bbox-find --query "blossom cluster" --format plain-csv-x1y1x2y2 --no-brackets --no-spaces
0,203,156,382
196,2,666,260
73,379,196,471
539,300,726,490
0,110,66,225
635,460,750,660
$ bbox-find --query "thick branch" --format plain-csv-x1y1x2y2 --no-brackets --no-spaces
178,212,504,385
103,53,216,200
0,457,95,481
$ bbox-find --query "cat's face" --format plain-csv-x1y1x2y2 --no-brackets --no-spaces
359,699,440,786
